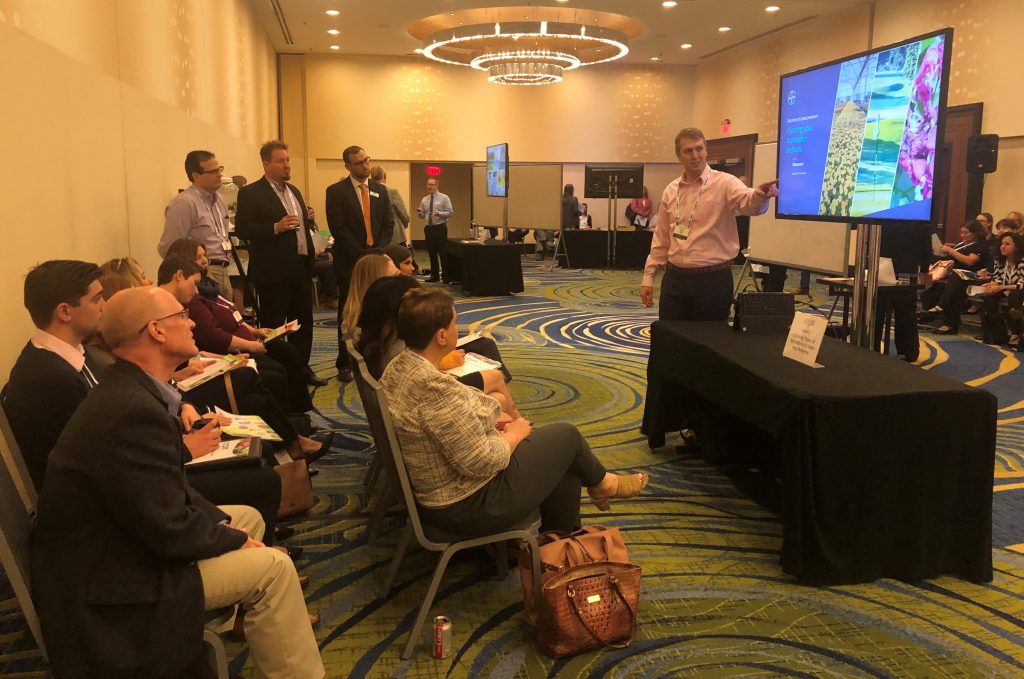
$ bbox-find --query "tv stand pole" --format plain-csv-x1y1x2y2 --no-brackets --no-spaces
607,175,620,268
850,223,880,349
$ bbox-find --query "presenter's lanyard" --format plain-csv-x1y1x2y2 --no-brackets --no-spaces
672,174,710,240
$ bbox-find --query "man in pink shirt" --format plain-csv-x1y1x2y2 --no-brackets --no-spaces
641,128,779,320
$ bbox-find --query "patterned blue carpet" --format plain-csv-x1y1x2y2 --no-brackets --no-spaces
2,262,1023,677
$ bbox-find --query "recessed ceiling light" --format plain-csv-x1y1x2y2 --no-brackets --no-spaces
662,1,679,7
650,56,661,61
414,48,424,53
324,9,339,16
680,43,692,49
556,0,570,3
719,26,732,32
326,29,340,35
329,45,340,50
765,5,781,12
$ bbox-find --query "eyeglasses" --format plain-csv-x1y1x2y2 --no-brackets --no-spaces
137,308,190,334
198,166,225,175
348,157,371,166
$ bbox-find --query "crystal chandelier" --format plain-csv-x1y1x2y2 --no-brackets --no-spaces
409,8,641,86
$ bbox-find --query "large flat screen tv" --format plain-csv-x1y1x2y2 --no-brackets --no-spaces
486,143,509,197
583,164,644,199
776,28,952,225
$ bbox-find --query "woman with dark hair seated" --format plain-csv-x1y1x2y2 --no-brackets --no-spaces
379,287,647,535
356,276,517,413
164,239,317,412
936,232,1024,336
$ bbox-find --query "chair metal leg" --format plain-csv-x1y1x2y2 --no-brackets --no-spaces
366,482,394,544
202,630,229,679
402,548,456,660
495,540,508,579
527,534,541,597
381,522,412,597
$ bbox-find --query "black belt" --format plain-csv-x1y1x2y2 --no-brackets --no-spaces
426,222,447,227
208,260,230,267
667,261,732,276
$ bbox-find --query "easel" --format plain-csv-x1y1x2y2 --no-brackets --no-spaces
549,224,570,271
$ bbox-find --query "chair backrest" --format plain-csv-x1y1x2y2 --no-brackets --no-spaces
0,414,47,657
0,391,38,514
351,354,447,550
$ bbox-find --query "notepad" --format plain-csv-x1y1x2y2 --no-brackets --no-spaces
262,320,301,343
176,354,248,391
214,407,283,441
444,352,502,377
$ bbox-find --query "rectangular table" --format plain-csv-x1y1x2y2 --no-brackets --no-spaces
561,229,653,269
642,320,995,584
443,239,524,296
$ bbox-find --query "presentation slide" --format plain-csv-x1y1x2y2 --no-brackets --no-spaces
777,31,948,223
486,143,508,197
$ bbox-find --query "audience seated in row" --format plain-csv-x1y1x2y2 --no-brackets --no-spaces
29,285,324,678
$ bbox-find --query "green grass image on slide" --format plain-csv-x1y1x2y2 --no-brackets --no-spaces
850,70,912,215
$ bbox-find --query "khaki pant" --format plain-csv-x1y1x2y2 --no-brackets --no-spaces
206,263,233,296
199,505,324,679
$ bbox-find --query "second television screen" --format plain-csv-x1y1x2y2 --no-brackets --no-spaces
777,29,950,223
486,143,508,197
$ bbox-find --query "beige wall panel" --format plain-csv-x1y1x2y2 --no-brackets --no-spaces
294,55,696,165
873,0,1024,137
0,0,118,76
692,7,872,142
0,25,128,375
981,142,1024,220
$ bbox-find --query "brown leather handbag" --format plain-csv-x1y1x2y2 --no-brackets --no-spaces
535,560,641,658
519,525,630,626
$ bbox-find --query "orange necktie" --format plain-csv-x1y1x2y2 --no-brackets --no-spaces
359,183,373,246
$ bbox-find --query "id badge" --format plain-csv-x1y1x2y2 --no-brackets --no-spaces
672,224,690,240
232,310,243,323
222,239,233,251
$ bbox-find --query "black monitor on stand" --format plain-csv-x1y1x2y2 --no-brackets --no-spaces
584,164,644,266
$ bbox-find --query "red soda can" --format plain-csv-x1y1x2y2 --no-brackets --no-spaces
432,615,452,659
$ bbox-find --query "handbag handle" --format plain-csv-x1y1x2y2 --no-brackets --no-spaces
566,575,637,649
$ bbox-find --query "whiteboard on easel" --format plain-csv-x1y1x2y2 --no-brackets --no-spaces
748,141,850,275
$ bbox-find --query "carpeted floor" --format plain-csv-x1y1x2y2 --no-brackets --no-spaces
2,262,1023,678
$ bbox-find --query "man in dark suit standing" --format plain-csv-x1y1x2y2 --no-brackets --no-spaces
236,140,326,386
325,145,394,380
30,286,324,679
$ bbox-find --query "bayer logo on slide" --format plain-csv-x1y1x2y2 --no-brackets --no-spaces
787,90,796,106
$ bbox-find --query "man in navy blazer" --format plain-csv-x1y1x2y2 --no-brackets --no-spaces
325,145,394,379
236,141,324,385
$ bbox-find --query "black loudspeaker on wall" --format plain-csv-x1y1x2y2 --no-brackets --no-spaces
966,134,999,174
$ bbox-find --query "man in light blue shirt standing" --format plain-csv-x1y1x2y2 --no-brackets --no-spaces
416,177,454,282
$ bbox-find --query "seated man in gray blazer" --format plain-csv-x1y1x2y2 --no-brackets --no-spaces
30,286,324,679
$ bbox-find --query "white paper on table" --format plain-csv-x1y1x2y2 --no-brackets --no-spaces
782,313,828,368
445,352,502,377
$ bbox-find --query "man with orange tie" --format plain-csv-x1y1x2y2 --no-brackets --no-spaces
325,145,394,380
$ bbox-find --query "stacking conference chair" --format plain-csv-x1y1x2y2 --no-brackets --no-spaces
354,358,541,659
345,340,400,543
0,404,46,661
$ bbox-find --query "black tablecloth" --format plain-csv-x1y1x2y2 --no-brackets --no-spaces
443,239,524,296
562,230,652,269
642,320,995,584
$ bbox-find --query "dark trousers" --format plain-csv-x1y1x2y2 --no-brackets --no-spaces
186,368,297,444
186,464,281,546
940,275,971,330
312,256,339,298
420,423,606,535
255,257,314,363
335,271,351,371
658,265,734,321
873,288,920,361
258,341,313,413
424,222,448,276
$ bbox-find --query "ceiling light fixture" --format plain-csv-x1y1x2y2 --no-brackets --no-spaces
325,9,339,17
327,29,340,35
680,43,692,49
650,55,661,61
765,5,781,12
409,7,641,86
662,1,679,7
718,26,732,32
329,45,340,50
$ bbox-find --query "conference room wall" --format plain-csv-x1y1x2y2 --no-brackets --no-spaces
691,0,1024,222
562,163,681,231
0,0,277,381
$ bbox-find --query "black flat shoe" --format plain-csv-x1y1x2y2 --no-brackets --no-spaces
275,525,295,541
336,368,354,383
305,373,329,387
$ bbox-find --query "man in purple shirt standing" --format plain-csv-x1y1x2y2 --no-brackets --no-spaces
641,128,779,321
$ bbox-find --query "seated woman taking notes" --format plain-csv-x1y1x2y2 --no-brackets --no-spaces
379,287,647,535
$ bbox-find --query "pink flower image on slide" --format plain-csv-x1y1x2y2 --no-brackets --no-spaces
895,40,943,202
